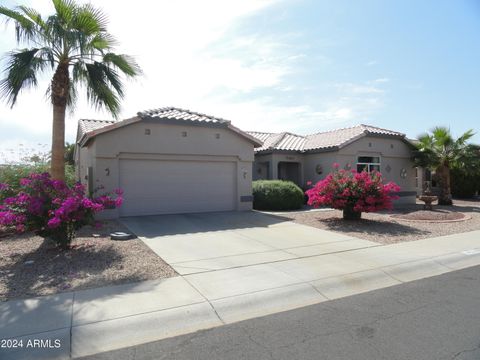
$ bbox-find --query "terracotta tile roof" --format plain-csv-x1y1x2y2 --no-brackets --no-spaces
77,107,262,147
247,132,299,152
138,107,230,124
276,133,307,151
77,119,115,140
248,124,405,153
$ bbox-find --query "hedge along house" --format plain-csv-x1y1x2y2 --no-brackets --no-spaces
248,124,421,204
75,107,262,218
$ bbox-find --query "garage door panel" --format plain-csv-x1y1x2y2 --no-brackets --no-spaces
119,159,236,216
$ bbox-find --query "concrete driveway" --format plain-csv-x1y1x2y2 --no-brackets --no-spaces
4,213,480,359
120,211,378,275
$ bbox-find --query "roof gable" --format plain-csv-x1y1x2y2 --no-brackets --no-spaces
77,107,262,147
247,124,406,153
77,119,115,142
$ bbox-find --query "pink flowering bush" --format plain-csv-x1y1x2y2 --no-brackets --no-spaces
305,163,401,220
0,173,123,248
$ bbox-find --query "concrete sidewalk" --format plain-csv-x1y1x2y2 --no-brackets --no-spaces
1,230,480,359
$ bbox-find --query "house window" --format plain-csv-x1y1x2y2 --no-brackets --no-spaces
356,156,380,173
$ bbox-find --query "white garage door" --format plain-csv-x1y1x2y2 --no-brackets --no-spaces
119,159,236,216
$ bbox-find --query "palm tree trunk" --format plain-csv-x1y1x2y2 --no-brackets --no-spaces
51,104,66,180
436,165,453,205
50,63,69,181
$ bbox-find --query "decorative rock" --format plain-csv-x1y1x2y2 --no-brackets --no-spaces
24,260,34,265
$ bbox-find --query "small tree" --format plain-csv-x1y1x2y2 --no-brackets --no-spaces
306,164,400,220
413,127,475,205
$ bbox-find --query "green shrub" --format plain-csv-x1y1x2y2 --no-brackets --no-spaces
0,164,76,201
451,168,478,198
253,180,304,211
64,164,76,187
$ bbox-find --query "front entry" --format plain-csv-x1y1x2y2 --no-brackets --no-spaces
277,162,301,185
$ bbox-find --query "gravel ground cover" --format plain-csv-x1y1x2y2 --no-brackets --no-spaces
0,221,176,301
391,209,468,222
280,199,480,245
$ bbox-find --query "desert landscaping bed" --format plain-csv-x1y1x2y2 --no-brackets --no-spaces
0,221,176,302
390,210,469,222
281,199,480,245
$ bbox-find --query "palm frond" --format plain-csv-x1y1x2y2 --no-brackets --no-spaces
51,0,77,26
17,6,46,30
88,33,111,51
416,133,433,149
73,60,121,116
431,126,453,146
412,147,440,168
0,6,36,43
416,126,477,170
67,82,78,114
74,3,108,35
92,33,117,49
103,53,142,77
1,1,141,114
0,48,49,106
456,129,475,145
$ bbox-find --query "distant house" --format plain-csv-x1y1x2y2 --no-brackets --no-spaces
248,125,421,204
75,107,261,217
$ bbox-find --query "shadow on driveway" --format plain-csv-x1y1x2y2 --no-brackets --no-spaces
120,211,292,239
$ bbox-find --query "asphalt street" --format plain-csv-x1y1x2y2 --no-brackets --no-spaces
80,265,480,360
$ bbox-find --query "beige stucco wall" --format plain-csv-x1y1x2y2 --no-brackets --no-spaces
76,142,96,190
78,121,256,218
338,136,417,203
307,136,417,204
303,152,340,186
253,135,419,204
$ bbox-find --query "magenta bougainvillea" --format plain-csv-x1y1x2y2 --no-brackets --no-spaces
305,163,400,219
0,173,123,248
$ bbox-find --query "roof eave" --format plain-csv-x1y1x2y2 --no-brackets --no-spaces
254,148,305,155
79,116,141,147
78,115,264,148
227,124,263,147
302,146,339,154
364,131,406,139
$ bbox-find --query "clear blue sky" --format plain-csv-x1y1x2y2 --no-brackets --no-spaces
0,0,479,162
234,0,480,140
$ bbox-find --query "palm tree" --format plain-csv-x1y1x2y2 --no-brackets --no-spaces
413,127,475,205
0,0,141,180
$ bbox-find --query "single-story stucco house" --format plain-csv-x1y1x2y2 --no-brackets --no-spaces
75,107,262,218
247,125,421,204
75,108,421,218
